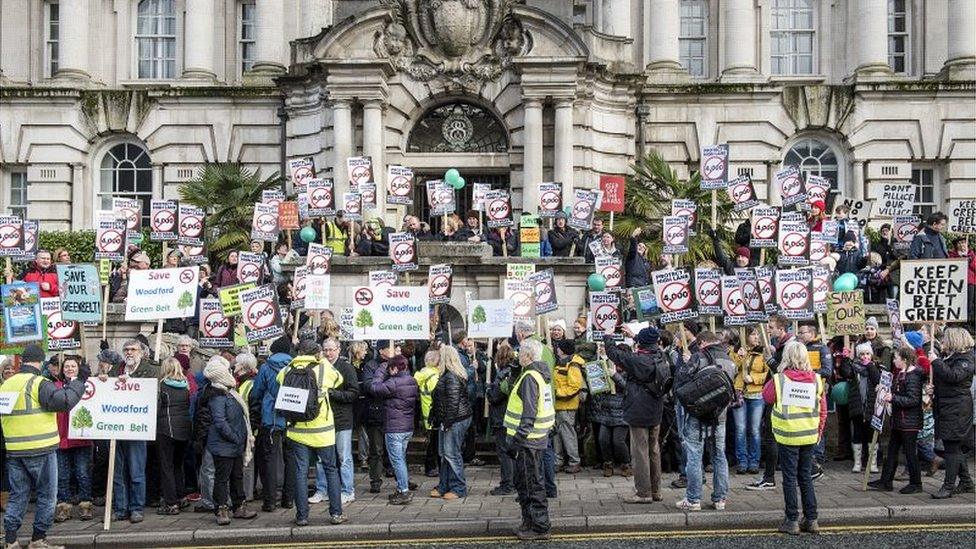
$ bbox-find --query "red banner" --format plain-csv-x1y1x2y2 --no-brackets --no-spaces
599,175,625,213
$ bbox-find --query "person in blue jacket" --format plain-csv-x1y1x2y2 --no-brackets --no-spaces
248,336,296,512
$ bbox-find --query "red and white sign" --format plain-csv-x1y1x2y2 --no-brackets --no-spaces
307,178,336,217
750,206,780,248
237,252,264,284
485,190,513,228
651,268,698,324
388,232,417,272
775,269,814,320
727,175,759,212
0,215,23,258
538,182,563,217
504,279,535,322
595,256,623,289
347,156,373,186
343,192,363,220
306,243,333,275
588,291,619,337
700,144,729,190
113,197,141,237
721,275,747,325
238,284,284,343
150,200,178,241
428,264,452,305
94,213,125,261
662,215,689,254
177,204,205,247
251,202,279,242
198,298,234,348
599,175,625,213
893,215,919,248
387,165,414,206
695,268,722,316
527,269,558,314
778,221,810,266
775,166,806,209
288,157,315,191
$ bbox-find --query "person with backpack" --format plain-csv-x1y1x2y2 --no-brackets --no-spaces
605,327,669,504
552,339,584,474
415,348,442,478
247,337,296,512
764,341,827,535
673,331,736,511
319,337,361,505
275,339,347,526
370,353,419,505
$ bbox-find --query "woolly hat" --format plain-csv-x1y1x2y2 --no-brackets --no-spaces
735,246,751,260
865,317,879,330
96,348,124,368
269,336,293,356
635,327,661,347
811,200,826,212
855,342,874,356
549,319,567,333
556,339,577,357
905,331,925,350
21,344,45,364
204,355,236,388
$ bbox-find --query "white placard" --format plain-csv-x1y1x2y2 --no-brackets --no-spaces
68,378,158,440
0,392,17,414
467,299,515,339
781,378,817,409
350,286,430,340
274,386,310,414
124,267,200,321
304,274,331,310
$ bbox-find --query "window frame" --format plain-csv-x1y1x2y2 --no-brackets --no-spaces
96,143,155,225
239,0,256,77
8,170,29,219
781,136,847,198
134,0,179,80
887,0,910,75
910,166,940,218
44,1,60,78
679,0,708,78
769,0,817,76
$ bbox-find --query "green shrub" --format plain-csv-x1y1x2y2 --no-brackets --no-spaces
37,229,162,266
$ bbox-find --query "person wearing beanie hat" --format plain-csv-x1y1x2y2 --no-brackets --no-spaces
865,317,879,331
549,209,580,257
707,225,752,275
807,200,826,232
905,331,925,350
249,335,296,511
1,343,87,547
549,319,568,346
371,353,419,505
552,339,584,473
634,327,661,348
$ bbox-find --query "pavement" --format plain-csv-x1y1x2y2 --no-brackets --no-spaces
18,461,976,548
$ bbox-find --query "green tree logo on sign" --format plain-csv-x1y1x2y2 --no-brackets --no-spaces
72,406,93,437
355,309,374,335
471,305,487,326
177,290,194,309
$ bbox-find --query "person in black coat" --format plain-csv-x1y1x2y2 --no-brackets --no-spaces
321,337,361,501
487,227,519,257
486,343,521,495
548,212,579,257
869,347,924,494
707,226,751,275
157,358,193,514
625,228,652,288
931,328,976,498
359,343,398,493
431,346,474,498
354,219,395,257
453,210,486,243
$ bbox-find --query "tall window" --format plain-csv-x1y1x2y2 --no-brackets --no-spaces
45,2,59,77
136,0,176,79
783,137,842,194
888,0,909,74
99,144,153,223
679,0,708,78
407,102,509,153
240,1,256,74
770,0,815,75
9,171,29,219
911,167,936,218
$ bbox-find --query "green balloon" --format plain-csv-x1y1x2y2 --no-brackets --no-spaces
299,226,317,243
831,381,850,406
451,177,466,190
444,168,461,186
833,272,859,292
587,273,607,291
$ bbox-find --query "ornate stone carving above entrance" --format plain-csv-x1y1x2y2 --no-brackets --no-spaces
373,0,529,83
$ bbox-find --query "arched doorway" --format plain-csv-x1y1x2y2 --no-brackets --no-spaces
406,101,510,231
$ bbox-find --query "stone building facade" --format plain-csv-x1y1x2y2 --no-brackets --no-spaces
0,0,974,235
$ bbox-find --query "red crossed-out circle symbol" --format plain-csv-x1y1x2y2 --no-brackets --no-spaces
82,380,96,400
293,167,313,182
351,166,370,183
813,277,828,297
256,213,277,232
180,215,203,237
308,254,329,274
674,207,695,218
726,288,746,315
782,232,807,255
390,176,411,196
265,197,282,208
743,282,761,310
698,280,720,306
780,282,810,310
310,187,332,207
0,225,20,249
98,229,124,252
48,312,74,339
239,263,260,282
758,279,772,302
702,155,726,180
753,217,776,239
807,185,827,202
361,187,376,204
897,223,917,242
179,269,195,284
512,292,532,316
665,224,687,245
392,242,414,264
346,197,361,213
781,174,802,197
593,304,619,331
540,191,560,212
294,277,307,299
120,208,138,229
23,231,35,250
430,275,450,296
809,242,827,261
660,281,691,311
355,288,373,306
246,299,275,329
534,280,553,303
203,312,230,337
488,198,510,220
602,266,621,287
572,200,591,219
152,209,176,231
731,181,752,202
435,189,453,206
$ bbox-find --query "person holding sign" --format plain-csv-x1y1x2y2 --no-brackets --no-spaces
930,328,975,499
548,212,579,257
762,341,826,535
20,250,58,298
213,251,241,288
948,237,976,322
487,226,519,257
1,344,87,549
53,356,94,523
909,212,949,259
867,347,924,494
625,228,652,288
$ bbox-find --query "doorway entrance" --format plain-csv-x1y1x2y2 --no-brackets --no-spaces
413,173,510,233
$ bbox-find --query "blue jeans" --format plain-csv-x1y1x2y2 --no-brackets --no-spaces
732,398,763,470
438,417,471,497
112,440,147,516
778,443,817,521
682,415,729,504
57,446,92,503
317,430,354,497
675,401,688,476
291,440,341,519
197,450,215,509
4,452,58,544
385,431,412,493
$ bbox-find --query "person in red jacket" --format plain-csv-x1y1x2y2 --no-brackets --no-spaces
948,237,976,323
54,356,94,522
21,250,58,298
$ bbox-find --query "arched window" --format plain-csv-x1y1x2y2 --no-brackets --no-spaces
99,143,153,223
136,0,177,79
783,137,844,195
407,102,509,153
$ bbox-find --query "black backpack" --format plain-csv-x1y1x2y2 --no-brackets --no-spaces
639,348,673,398
278,364,321,424
674,351,735,423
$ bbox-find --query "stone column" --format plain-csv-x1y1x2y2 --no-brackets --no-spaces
553,99,574,206
56,0,89,80
362,100,387,220
251,0,286,75
854,0,892,76
945,0,976,79
721,0,761,80
646,0,682,73
522,98,543,214
332,99,353,198
602,0,631,38
183,0,216,80
300,0,333,37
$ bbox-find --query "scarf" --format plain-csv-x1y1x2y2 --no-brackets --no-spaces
204,359,255,466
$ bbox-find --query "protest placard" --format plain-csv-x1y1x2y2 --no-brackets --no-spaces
149,200,178,241
671,199,698,235
822,219,839,243
628,286,657,322
826,290,865,336
306,243,333,275
754,266,777,315
177,204,205,247
568,189,598,230
528,269,558,315
893,215,919,250
873,183,915,217
0,216,23,259
750,206,779,248
262,189,285,208
2,282,42,344
948,199,976,233
304,274,331,310
388,232,418,272
467,299,514,339
368,270,397,288
721,275,748,326
885,298,903,339
198,298,235,348
359,182,377,210
288,157,315,191
112,197,142,242
726,175,759,212
124,267,199,321
338,307,354,341
538,182,563,217
307,178,336,217
736,268,767,323
68,378,158,441
218,283,255,318
651,268,698,324
237,252,264,284
347,156,373,186
899,258,968,322
841,198,873,228
778,221,810,266
250,203,279,242
599,175,625,213
520,226,541,258
812,265,830,313
471,183,491,211
808,232,829,263
56,264,102,322
387,166,414,206
93,214,125,262
428,264,453,305
239,284,285,343
345,192,364,220
427,180,456,215
774,268,814,321
805,175,831,206
595,256,623,289
351,286,430,340
694,268,722,316
291,266,308,310
700,144,730,190
870,371,893,431
13,220,37,263
277,201,300,230
774,166,805,210
41,298,80,351
504,279,535,322
662,215,690,254
485,190,513,228
589,291,620,338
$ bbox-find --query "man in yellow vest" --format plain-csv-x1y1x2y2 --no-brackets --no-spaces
2,344,86,549
274,339,346,527
504,338,555,541
323,214,347,256
762,340,827,536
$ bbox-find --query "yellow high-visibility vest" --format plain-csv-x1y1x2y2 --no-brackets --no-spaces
414,366,439,430
504,369,555,439
0,373,60,456
325,221,346,255
276,356,342,448
807,350,822,371
771,373,824,446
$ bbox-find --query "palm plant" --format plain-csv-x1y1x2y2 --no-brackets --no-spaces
607,150,738,267
179,163,282,261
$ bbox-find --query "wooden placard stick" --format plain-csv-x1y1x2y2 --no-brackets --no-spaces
103,439,117,530
483,337,493,418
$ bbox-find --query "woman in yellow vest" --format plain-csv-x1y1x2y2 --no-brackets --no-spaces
414,349,441,477
762,340,827,536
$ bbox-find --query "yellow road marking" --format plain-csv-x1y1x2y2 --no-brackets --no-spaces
171,522,976,549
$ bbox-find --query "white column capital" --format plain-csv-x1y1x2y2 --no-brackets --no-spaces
853,0,893,79
720,0,762,82
249,0,287,78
